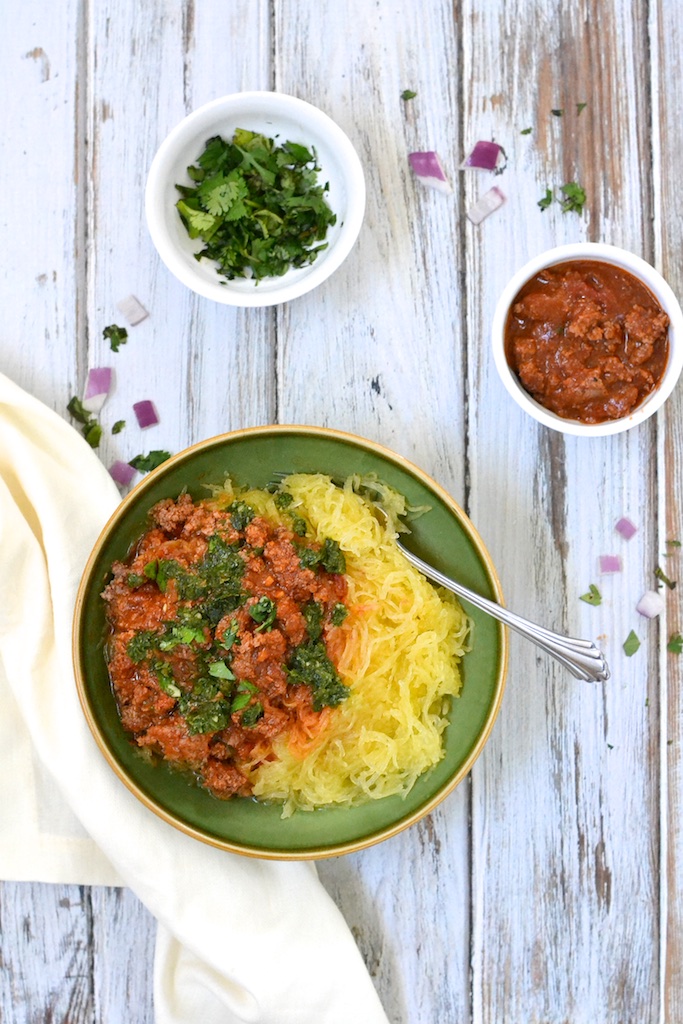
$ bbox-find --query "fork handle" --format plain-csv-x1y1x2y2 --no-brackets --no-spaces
398,544,610,683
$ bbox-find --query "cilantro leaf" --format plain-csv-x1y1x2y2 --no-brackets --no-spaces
577,102,587,115
623,630,641,657
128,450,172,473
401,89,417,101
655,566,677,590
538,188,554,211
248,596,277,631
668,633,683,654
112,419,126,434
103,324,128,352
67,396,101,448
551,108,564,116
174,129,336,282
520,127,532,135
580,584,602,606
559,181,587,215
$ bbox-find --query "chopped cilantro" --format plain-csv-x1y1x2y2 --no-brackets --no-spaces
128,450,172,473
577,102,587,115
274,491,294,509
126,630,159,663
667,539,682,548
401,89,417,101
551,108,564,116
559,181,587,215
331,602,348,626
623,630,641,657
580,584,602,606
520,127,532,135
538,188,554,211
208,659,236,681
184,698,233,735
175,129,337,282
298,538,346,574
668,633,683,654
240,702,264,727
230,680,258,712
126,572,145,588
655,566,677,590
157,607,207,649
248,595,277,631
112,420,126,434
219,618,240,650
303,601,324,640
228,500,256,531
152,660,182,698
286,639,350,711
66,396,101,449
103,324,128,352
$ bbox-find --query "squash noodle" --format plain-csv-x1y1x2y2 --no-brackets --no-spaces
213,473,470,817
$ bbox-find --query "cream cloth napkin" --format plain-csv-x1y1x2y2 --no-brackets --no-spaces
0,372,389,1024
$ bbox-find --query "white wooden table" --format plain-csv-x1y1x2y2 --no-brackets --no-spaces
3,1,683,1021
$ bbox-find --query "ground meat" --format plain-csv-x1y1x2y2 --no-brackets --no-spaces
102,492,349,800
505,260,670,423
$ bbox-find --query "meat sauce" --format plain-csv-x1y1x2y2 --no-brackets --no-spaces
102,492,349,799
504,259,670,423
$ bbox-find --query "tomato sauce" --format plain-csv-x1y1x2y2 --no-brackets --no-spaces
504,259,670,423
102,492,349,799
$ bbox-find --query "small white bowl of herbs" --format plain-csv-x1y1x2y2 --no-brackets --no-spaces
145,92,366,306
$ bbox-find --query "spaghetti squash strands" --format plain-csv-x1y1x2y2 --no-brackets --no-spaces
248,475,470,815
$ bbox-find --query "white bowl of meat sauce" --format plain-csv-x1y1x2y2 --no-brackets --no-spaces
491,243,683,436
145,92,366,307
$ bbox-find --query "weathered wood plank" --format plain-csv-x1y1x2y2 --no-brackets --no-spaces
90,887,155,1023
653,1,683,1020
462,1,659,1021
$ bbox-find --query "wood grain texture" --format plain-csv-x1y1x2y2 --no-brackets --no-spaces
2,0,683,1021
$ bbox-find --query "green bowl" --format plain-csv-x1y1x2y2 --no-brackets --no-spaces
73,426,507,859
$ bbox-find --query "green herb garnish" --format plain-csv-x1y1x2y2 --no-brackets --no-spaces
520,127,532,135
303,601,324,640
577,102,587,115
228,500,256,531
655,566,677,590
103,324,128,352
559,181,587,214
240,702,264,727
668,633,683,654
208,660,236,681
112,420,126,434
331,603,348,626
128,450,172,473
175,129,337,282
538,188,554,211
401,89,417,101
623,630,641,657
286,639,350,711
551,108,564,116
126,630,159,663
274,491,294,509
248,596,277,631
66,396,102,449
580,584,602,606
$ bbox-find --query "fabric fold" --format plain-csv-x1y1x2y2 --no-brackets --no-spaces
0,372,389,1024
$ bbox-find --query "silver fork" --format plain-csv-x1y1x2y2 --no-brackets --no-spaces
395,541,610,683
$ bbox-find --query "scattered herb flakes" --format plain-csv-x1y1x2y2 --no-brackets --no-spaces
576,102,587,115
128,450,172,473
103,324,128,353
401,89,417,101
623,630,641,657
520,127,532,135
580,583,602,606
607,743,614,750
668,633,683,654
175,129,337,282
551,108,564,116
67,395,102,449
667,539,682,548
538,187,554,211
559,181,587,214
112,419,126,434
655,565,677,590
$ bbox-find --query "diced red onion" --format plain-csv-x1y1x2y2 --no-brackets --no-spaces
109,460,137,486
599,554,622,574
117,294,149,325
133,400,159,429
466,186,506,224
615,516,638,540
461,141,502,171
636,589,665,618
408,151,453,194
82,367,113,414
